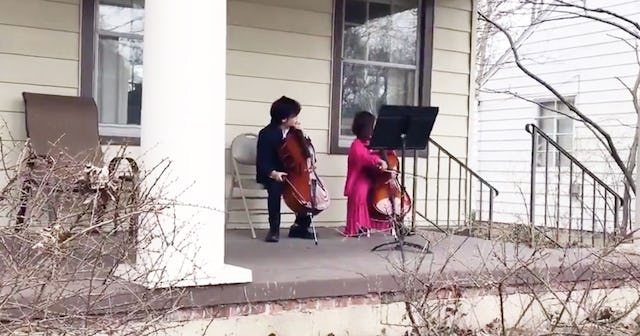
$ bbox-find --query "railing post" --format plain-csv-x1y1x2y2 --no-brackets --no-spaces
530,129,538,247
614,196,619,238
489,188,494,240
418,139,499,237
425,144,430,220
411,149,418,232
525,123,626,248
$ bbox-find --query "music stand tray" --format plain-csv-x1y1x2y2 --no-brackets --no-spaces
368,105,438,254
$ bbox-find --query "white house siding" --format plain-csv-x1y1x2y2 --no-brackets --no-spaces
0,0,475,229
476,0,639,231
0,0,80,227
424,0,475,227
224,0,336,228
225,0,476,229
0,0,80,146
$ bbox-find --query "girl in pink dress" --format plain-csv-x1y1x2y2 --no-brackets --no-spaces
343,111,393,237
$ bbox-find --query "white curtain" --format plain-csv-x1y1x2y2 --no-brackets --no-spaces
97,38,130,125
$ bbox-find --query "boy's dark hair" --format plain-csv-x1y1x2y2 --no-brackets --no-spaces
270,96,301,124
351,111,375,140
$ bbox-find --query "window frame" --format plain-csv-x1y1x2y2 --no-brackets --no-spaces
535,98,576,168
80,0,142,145
329,0,435,155
81,0,436,147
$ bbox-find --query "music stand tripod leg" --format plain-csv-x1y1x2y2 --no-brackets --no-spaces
370,136,430,253
370,225,429,252
309,179,319,246
310,213,318,245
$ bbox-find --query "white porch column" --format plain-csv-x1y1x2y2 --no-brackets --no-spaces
134,0,251,287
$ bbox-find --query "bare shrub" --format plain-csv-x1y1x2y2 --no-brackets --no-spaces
391,229,640,335
0,137,213,335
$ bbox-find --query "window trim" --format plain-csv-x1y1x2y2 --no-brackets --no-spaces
82,0,437,147
535,98,576,168
329,0,435,155
80,0,142,144
80,0,96,99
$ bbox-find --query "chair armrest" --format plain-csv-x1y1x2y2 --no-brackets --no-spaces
24,153,54,168
107,156,140,181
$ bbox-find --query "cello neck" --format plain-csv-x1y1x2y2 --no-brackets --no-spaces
289,127,313,160
380,150,389,163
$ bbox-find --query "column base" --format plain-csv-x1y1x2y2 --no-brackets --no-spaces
114,262,252,288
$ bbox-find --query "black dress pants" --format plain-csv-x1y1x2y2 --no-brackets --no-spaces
265,180,312,232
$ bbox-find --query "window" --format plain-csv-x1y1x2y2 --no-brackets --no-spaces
94,0,145,138
536,99,574,167
331,0,428,152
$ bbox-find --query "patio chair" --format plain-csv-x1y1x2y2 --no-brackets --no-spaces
226,133,267,239
16,92,139,238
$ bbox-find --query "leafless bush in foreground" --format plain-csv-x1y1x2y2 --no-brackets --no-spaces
391,226,640,335
0,138,217,335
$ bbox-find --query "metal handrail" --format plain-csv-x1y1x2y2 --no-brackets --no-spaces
410,138,499,237
526,123,626,247
429,139,500,197
526,123,623,201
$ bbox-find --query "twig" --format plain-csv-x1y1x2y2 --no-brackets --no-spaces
480,10,636,194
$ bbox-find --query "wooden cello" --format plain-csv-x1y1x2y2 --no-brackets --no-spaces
368,149,412,221
278,127,330,217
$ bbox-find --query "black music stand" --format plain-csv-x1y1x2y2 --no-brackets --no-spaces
368,105,438,254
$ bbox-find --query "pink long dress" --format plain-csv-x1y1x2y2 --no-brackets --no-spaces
343,138,392,237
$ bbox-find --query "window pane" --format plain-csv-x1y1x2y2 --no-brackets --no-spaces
538,117,554,134
367,2,392,62
539,102,554,117
343,0,418,65
536,99,575,168
339,63,415,142
97,37,143,125
367,2,418,64
557,117,573,134
390,4,418,65
558,134,572,151
345,0,366,24
369,2,391,20
337,0,419,148
536,137,546,167
559,154,571,167
97,0,144,127
98,0,145,35
557,135,572,167
344,24,367,60
537,148,558,167
557,100,574,116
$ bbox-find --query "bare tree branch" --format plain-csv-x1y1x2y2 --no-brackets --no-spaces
479,10,636,194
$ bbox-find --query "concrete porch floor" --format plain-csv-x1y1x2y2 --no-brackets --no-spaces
2,226,638,323
211,227,553,306
226,227,437,285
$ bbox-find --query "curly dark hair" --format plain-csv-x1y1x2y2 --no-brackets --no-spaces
351,111,375,140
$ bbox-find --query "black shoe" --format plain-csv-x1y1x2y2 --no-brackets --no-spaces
288,224,315,239
265,229,279,243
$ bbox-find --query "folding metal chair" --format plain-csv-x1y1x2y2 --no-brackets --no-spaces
226,133,267,239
